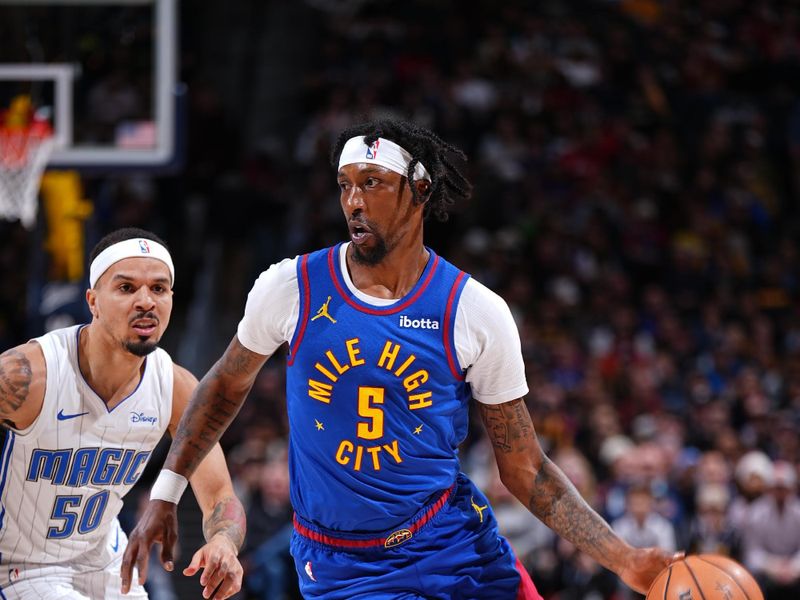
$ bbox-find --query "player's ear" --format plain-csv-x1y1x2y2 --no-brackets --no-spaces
415,179,431,199
86,288,99,319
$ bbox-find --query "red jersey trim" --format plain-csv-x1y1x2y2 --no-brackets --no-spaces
443,271,467,381
293,484,454,549
287,254,311,366
515,556,543,599
327,245,441,316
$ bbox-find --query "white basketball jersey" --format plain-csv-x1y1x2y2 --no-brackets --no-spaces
0,325,173,567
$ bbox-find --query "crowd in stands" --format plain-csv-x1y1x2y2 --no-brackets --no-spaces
3,0,800,598
224,1,800,598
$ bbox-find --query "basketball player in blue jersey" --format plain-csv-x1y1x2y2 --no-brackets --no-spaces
126,120,681,599
0,227,245,599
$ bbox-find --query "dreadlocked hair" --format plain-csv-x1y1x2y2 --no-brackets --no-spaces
330,118,472,222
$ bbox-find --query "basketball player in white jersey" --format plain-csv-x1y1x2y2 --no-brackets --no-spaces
0,228,245,599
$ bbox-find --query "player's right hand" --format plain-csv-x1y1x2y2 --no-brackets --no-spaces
618,547,684,594
120,499,179,594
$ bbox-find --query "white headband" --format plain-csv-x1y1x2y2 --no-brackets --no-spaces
89,238,175,288
338,136,431,181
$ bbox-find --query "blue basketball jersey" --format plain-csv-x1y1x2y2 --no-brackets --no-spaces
286,244,472,532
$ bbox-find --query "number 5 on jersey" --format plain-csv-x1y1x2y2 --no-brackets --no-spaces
357,386,384,440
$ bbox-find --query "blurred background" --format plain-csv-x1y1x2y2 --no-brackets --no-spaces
2,0,800,598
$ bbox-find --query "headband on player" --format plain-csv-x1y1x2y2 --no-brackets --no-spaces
338,136,431,181
89,238,175,288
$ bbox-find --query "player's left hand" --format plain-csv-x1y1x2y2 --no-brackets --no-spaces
182,533,243,599
618,547,684,594
121,499,179,594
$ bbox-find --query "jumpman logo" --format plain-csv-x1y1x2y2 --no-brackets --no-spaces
471,496,488,523
311,296,337,323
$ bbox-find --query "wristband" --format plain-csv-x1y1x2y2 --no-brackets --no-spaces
149,469,188,504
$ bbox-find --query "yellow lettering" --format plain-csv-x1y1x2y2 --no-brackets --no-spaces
378,341,401,371
357,387,385,440
326,350,350,375
367,446,382,470
345,338,365,366
308,379,333,403
354,445,363,471
394,354,416,377
408,391,433,410
382,440,402,464
336,440,353,465
336,439,403,471
315,362,338,383
403,369,429,392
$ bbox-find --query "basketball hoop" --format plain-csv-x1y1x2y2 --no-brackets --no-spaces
0,118,55,229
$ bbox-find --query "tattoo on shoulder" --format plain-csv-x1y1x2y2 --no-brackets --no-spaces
478,399,533,454
0,349,32,415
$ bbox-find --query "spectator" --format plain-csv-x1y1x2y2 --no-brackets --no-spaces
241,452,298,600
683,483,741,559
612,483,677,553
729,450,773,530
612,483,677,599
597,435,638,523
742,461,800,600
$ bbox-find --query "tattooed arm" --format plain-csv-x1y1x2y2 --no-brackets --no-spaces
166,336,268,476
0,343,46,430
201,494,246,549
176,365,247,598
183,442,246,600
122,339,263,597
479,398,678,594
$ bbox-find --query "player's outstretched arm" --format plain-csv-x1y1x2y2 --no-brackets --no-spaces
121,336,266,596
183,443,246,600
478,398,682,594
0,343,46,430
173,364,246,599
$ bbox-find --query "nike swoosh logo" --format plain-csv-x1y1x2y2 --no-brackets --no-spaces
57,409,89,421
111,527,119,552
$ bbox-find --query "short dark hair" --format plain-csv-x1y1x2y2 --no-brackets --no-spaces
330,118,472,221
88,227,170,264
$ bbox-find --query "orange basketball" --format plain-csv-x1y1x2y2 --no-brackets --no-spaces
646,554,763,600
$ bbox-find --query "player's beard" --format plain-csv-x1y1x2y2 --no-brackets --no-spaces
124,310,161,356
124,338,159,357
351,233,389,266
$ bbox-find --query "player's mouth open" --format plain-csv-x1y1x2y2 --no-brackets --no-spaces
349,223,372,244
131,319,158,335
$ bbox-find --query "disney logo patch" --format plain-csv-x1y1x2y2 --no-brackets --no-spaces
130,412,158,425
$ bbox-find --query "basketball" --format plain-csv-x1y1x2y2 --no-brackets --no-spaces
646,554,763,600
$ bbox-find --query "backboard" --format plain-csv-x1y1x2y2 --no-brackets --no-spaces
0,0,178,169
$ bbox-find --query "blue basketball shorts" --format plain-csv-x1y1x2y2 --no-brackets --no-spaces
290,473,542,599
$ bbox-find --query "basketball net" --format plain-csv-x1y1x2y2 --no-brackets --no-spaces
0,96,55,229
